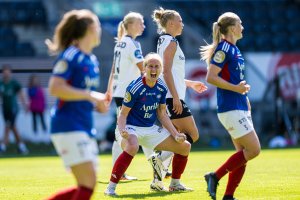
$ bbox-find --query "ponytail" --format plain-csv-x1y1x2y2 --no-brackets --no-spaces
200,22,221,66
200,12,239,66
116,21,125,41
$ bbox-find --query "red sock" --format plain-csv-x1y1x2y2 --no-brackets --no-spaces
215,151,247,180
110,151,133,183
171,154,188,179
71,186,93,200
46,187,77,200
225,164,246,196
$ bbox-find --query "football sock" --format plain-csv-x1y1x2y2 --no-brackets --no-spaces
170,178,180,186
112,141,122,165
71,186,93,200
107,181,117,189
159,151,174,161
215,151,247,180
141,146,154,159
160,151,173,178
46,187,77,200
224,164,246,196
172,154,188,179
110,151,133,183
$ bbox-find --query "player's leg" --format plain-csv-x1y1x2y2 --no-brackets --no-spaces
1,111,12,152
112,136,137,181
32,112,38,133
154,132,192,192
47,132,98,200
205,111,260,200
105,130,139,196
171,115,199,143
10,112,28,154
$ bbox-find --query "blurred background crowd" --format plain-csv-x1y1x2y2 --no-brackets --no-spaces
0,0,299,154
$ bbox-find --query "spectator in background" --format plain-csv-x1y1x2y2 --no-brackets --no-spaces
200,12,261,200
0,64,29,154
28,74,47,134
45,9,109,200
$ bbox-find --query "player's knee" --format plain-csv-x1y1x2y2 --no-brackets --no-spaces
192,133,199,142
247,146,261,160
181,142,191,156
77,175,97,189
252,147,261,158
125,144,139,155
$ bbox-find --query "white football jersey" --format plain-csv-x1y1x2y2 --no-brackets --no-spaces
112,35,144,98
157,34,186,100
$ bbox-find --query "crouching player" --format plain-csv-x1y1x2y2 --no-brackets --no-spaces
104,53,193,196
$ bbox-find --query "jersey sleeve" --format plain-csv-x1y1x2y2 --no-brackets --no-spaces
52,58,72,80
157,35,177,59
160,89,167,104
157,80,168,104
128,41,144,64
122,84,138,108
210,43,231,69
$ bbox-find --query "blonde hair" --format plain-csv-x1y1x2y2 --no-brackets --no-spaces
143,53,162,68
200,12,240,66
45,9,98,54
116,12,143,41
152,7,179,34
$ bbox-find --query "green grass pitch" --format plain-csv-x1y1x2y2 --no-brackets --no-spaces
0,148,299,200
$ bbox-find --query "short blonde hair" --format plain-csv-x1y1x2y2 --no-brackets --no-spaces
143,53,162,68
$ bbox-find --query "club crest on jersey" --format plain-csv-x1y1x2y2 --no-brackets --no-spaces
134,49,143,59
213,50,225,63
157,94,161,99
124,91,131,103
53,60,68,74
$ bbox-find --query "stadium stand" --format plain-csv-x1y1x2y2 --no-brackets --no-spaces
0,0,299,147
0,1,47,57
160,0,300,52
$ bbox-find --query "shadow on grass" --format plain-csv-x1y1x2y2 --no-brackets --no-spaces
104,190,193,199
98,178,149,184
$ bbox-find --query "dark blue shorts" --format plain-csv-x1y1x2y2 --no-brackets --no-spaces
3,110,17,126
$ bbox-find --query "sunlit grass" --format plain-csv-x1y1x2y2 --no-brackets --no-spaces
0,148,299,199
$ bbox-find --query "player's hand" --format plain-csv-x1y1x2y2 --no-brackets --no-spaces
175,133,186,143
172,98,183,115
120,129,129,139
189,81,208,94
95,100,110,113
90,91,110,113
105,90,113,104
236,80,250,95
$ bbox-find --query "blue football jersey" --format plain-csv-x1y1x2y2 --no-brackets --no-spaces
210,40,248,113
122,76,168,127
50,46,100,137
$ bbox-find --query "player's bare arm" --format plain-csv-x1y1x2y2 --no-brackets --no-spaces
117,105,131,139
185,79,208,93
163,41,182,115
206,64,249,94
156,104,186,143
